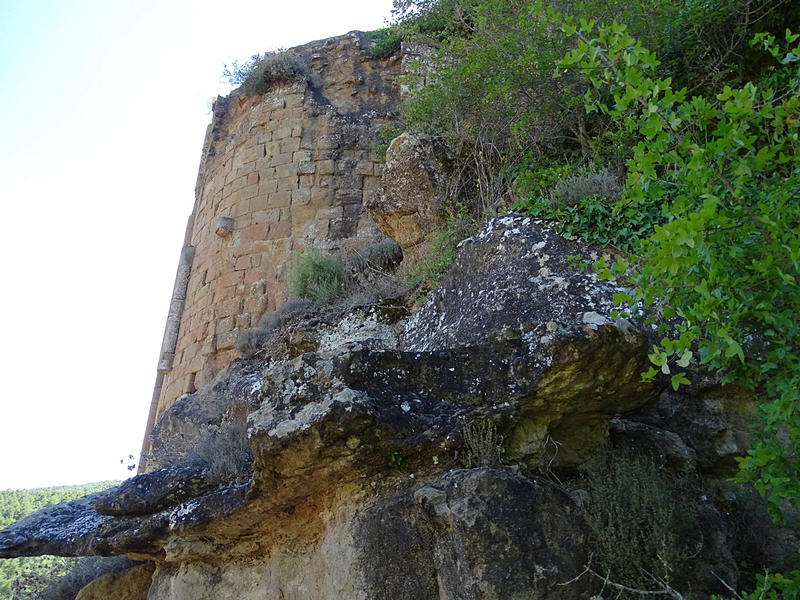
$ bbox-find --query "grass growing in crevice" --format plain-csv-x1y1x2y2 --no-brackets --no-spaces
187,419,254,485
185,391,256,485
236,241,408,360
373,126,404,161
405,204,476,300
287,248,348,305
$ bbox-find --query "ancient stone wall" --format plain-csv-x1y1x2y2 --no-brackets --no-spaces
142,32,401,454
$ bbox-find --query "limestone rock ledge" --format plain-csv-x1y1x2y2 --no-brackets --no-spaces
0,216,791,599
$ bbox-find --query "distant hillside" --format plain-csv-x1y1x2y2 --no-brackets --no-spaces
0,481,119,600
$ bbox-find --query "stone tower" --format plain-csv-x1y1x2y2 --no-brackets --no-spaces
140,32,401,458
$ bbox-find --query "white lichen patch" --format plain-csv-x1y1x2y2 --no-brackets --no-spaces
331,387,363,405
169,498,201,530
280,378,298,402
303,363,317,380
248,375,263,395
582,311,608,326
267,396,335,438
319,311,398,351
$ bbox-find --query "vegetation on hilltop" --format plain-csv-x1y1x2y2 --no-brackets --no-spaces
385,0,800,596
0,481,119,600
221,51,308,96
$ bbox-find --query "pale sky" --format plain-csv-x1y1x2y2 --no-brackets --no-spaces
0,0,395,490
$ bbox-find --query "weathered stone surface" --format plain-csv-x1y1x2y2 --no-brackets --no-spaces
286,326,320,357
401,213,629,352
630,385,758,476
366,132,446,265
0,479,250,559
145,359,263,471
0,322,653,563
358,468,593,600
609,417,698,473
92,466,214,517
0,493,111,558
143,470,592,600
75,561,155,600
215,216,234,238
251,317,656,472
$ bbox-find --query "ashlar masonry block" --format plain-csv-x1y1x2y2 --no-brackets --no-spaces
355,161,374,176
252,208,282,224
273,126,293,140
292,189,311,206
268,191,292,208
258,179,278,195
267,221,291,239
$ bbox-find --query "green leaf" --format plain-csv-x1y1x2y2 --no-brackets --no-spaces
724,338,745,363
641,367,658,381
670,372,690,390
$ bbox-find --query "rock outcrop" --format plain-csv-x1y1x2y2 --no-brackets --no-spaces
74,562,155,600
365,132,446,265
401,214,631,351
2,215,795,599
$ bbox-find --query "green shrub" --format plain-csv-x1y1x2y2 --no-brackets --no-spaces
390,0,483,43
561,21,800,521
513,160,580,203
222,51,308,96
373,126,404,161
366,0,484,61
237,243,407,359
408,228,458,293
582,452,702,592
515,190,663,253
659,0,800,94
287,248,347,305
395,0,680,220
366,27,405,59
713,570,800,600
514,161,641,249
